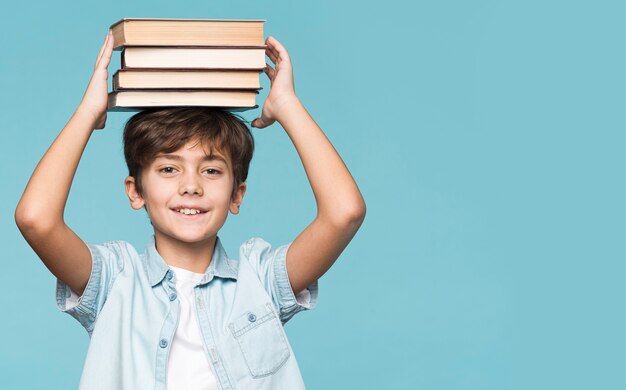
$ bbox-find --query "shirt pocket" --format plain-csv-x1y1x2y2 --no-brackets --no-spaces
228,302,291,378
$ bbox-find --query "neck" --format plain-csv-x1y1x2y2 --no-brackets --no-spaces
154,234,217,274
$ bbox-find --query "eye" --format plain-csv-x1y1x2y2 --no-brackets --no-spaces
205,168,221,175
159,167,177,174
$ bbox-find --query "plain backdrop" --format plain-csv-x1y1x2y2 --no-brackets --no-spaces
1,0,625,389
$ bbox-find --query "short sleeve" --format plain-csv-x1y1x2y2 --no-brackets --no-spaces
239,237,319,324
55,240,131,335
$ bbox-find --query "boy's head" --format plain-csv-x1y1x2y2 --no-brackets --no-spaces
121,108,255,245
123,107,254,201
124,108,254,245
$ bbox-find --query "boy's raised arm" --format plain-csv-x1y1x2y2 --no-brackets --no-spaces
15,32,115,297
251,37,366,296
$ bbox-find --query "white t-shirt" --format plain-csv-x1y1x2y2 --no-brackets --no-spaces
166,265,219,390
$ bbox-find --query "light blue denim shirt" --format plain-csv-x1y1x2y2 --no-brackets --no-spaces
55,236,319,389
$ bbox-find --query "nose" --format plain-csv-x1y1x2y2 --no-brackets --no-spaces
178,171,203,196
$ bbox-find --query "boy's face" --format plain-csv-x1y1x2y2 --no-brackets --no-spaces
124,139,246,248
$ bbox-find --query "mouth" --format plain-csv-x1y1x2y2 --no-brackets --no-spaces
171,207,208,216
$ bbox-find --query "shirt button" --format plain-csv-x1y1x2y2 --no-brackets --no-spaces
248,313,257,322
166,270,173,280
169,292,177,301
159,339,168,348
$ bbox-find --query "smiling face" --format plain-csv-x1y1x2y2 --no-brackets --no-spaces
125,138,246,249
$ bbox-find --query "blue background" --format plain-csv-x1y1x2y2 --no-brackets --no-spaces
2,0,625,388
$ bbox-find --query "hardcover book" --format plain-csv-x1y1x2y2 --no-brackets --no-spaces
110,18,265,49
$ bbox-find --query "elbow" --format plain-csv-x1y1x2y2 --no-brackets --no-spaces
15,205,38,236
15,203,33,231
346,199,366,226
15,202,56,237
331,198,367,229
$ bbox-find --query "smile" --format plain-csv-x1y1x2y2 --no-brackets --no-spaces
172,208,207,215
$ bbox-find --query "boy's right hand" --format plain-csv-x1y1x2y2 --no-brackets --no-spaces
77,31,114,130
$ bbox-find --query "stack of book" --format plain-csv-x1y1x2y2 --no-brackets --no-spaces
107,18,266,112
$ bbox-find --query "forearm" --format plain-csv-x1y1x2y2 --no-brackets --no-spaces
276,97,366,224
16,107,98,231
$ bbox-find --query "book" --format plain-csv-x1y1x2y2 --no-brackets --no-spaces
112,69,262,90
109,18,265,50
107,90,259,110
106,18,266,110
121,46,267,69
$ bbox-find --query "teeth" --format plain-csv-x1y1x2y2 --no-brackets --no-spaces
177,208,202,215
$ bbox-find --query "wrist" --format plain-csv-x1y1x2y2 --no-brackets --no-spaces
273,95,302,123
74,104,101,130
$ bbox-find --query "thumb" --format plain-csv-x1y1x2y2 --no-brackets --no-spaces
95,113,107,130
251,117,271,129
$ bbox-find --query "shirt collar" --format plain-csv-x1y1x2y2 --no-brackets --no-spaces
145,235,239,287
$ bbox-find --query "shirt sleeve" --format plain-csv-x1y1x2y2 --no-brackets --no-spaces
55,240,130,335
239,237,319,324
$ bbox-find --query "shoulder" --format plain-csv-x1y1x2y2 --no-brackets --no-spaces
237,237,291,272
86,239,141,270
238,237,289,260
239,236,269,251
236,236,318,324
88,239,139,256
235,237,290,277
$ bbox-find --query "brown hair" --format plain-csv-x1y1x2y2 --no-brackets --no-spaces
123,107,254,199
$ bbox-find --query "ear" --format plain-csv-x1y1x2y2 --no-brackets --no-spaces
229,182,247,215
125,176,145,210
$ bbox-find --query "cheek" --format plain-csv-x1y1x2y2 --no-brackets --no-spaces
142,183,175,206
212,190,235,209
210,190,233,208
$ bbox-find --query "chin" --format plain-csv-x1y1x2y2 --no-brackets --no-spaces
157,230,215,245
177,234,216,244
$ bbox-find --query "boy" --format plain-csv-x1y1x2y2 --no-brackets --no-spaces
15,30,365,389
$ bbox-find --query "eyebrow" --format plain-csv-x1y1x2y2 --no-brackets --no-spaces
155,154,228,165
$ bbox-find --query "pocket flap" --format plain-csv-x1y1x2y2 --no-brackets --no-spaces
229,303,276,338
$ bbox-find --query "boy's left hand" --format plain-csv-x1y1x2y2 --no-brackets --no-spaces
251,36,298,128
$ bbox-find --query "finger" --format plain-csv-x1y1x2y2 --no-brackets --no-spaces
95,113,107,130
265,47,278,65
100,34,114,67
95,33,113,65
264,63,276,80
251,116,273,129
95,33,114,71
265,38,280,60
95,33,110,68
251,117,263,128
266,36,290,61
